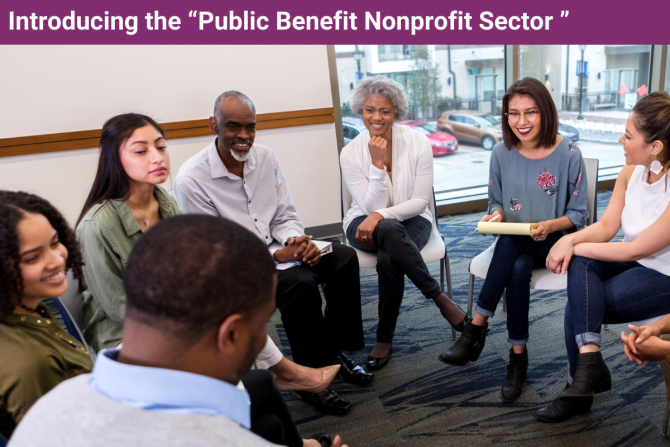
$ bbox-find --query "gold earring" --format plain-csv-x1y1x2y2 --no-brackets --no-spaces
650,153,663,175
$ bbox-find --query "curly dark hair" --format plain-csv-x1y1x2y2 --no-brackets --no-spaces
0,191,84,320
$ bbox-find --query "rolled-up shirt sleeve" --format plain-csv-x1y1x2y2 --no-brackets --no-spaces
340,149,389,216
564,151,589,230
270,164,304,246
487,148,504,217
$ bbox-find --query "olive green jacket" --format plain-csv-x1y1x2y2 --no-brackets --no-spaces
0,304,93,437
76,186,179,352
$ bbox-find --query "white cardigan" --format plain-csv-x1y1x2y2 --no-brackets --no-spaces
340,124,434,232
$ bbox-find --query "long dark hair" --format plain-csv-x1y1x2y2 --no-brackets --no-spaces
632,91,670,171
76,113,164,227
0,191,84,320
501,77,559,150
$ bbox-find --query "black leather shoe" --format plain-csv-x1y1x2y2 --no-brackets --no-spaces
501,347,528,403
336,351,374,385
366,344,392,371
451,314,472,333
438,320,489,366
560,351,611,400
535,383,593,422
292,387,351,415
310,433,333,447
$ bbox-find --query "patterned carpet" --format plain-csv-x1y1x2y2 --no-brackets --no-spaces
267,191,670,446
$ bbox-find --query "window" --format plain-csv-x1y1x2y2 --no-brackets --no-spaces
335,45,506,204
520,45,652,180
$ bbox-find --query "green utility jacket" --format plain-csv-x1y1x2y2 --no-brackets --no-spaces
76,186,179,352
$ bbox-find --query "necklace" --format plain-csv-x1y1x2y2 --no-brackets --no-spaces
127,197,152,227
19,303,40,314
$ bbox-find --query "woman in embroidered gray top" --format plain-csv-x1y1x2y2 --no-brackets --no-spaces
439,78,588,403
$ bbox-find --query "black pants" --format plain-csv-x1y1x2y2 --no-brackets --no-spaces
243,370,302,447
346,216,440,343
276,243,365,367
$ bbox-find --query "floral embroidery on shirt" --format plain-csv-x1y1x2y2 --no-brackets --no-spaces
568,141,580,151
537,169,558,195
488,177,492,185
510,198,522,211
569,171,582,196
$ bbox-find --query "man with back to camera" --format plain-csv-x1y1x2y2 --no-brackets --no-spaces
173,91,372,414
9,215,348,447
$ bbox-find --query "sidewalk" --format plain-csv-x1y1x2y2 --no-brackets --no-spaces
559,112,628,144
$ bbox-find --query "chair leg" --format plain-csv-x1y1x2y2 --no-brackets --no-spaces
502,289,507,312
604,324,609,331
664,407,670,437
467,274,475,317
441,257,456,340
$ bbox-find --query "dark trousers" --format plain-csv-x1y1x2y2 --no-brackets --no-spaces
346,215,439,343
276,243,364,368
476,233,562,344
243,370,302,447
565,256,670,378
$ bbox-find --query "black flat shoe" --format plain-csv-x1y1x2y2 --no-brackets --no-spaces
310,433,333,447
292,387,351,415
366,344,392,371
336,351,374,385
438,320,489,366
535,383,593,422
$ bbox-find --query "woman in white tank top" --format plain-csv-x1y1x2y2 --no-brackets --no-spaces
535,92,670,422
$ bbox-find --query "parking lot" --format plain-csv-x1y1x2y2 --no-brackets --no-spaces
433,140,624,200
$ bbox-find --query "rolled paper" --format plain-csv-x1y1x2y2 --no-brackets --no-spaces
477,222,536,236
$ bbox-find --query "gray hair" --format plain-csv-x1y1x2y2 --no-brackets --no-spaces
351,75,409,119
213,91,255,122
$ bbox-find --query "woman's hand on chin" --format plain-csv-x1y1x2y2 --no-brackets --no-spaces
368,136,387,170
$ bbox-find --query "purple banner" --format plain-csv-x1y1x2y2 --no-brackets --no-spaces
1,0,668,44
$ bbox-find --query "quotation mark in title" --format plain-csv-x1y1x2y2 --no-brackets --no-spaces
560,11,569,17
189,11,198,18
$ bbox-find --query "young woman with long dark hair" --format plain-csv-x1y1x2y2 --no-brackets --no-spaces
536,91,670,422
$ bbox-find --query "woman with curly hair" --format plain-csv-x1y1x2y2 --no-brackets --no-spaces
439,77,588,404
340,75,468,370
0,191,93,438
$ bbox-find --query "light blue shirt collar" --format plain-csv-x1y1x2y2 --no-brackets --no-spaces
89,349,250,428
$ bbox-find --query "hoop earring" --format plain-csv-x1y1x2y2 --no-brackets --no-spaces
650,153,663,175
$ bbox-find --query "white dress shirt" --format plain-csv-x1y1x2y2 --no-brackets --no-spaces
174,140,304,246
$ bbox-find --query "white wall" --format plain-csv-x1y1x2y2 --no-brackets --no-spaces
0,45,341,228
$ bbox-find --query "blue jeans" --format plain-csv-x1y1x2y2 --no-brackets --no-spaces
565,255,670,378
347,215,439,343
476,233,562,345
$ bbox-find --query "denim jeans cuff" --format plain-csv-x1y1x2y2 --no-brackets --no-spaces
475,304,495,318
507,337,528,346
575,332,601,349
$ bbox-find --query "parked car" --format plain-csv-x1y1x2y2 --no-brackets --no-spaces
558,123,580,142
437,111,502,150
396,120,458,155
342,117,458,156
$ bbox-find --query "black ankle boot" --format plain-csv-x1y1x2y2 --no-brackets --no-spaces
559,352,611,401
535,383,593,422
452,314,472,333
501,347,527,403
438,320,489,366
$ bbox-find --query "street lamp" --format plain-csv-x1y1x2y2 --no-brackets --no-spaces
353,45,363,85
577,45,586,121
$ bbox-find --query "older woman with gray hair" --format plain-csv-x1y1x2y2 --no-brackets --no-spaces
340,76,468,370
